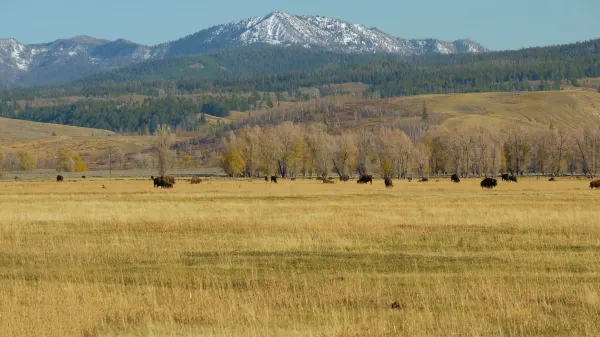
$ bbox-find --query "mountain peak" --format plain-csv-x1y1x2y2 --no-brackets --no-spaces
173,11,488,55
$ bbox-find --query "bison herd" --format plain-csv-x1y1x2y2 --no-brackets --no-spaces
143,174,599,190
49,172,600,191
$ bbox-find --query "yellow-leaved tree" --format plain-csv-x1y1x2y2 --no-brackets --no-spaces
18,151,37,171
57,151,87,172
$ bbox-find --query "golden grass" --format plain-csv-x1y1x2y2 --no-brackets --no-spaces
0,117,114,144
1,178,600,336
397,90,600,130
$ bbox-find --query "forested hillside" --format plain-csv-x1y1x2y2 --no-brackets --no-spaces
1,39,600,133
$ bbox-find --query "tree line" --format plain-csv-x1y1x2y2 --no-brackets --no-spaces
0,94,279,133
219,122,600,179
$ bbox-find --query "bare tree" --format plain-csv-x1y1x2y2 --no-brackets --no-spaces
154,125,175,177
355,130,375,176
413,143,431,178
504,126,533,175
574,126,600,177
132,153,153,169
332,132,357,178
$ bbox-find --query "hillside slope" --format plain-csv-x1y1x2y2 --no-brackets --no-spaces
0,117,114,144
235,89,600,132
0,118,155,170
410,90,600,130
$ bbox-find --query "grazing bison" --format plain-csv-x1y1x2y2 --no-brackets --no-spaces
357,175,373,184
480,178,498,189
56,175,64,182
323,179,335,184
290,177,297,181
451,174,460,183
418,178,429,183
81,175,86,179
501,173,510,182
590,180,600,189
340,175,350,182
384,177,393,188
271,176,278,183
153,176,176,188
407,178,412,182
508,175,518,183
191,177,202,184
548,177,556,182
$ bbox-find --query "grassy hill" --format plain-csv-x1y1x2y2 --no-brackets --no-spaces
240,89,600,132
407,90,600,130
0,117,114,144
0,118,156,170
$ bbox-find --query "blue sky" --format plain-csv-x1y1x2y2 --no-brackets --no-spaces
2,0,598,50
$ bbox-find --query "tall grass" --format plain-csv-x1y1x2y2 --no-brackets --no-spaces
1,178,599,336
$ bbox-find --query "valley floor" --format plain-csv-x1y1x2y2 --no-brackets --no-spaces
1,178,599,336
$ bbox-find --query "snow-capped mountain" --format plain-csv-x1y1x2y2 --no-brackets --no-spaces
0,36,169,87
0,11,488,87
166,11,487,55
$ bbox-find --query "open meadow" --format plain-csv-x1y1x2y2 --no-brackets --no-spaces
1,177,600,336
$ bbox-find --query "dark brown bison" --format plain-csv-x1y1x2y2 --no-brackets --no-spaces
323,179,335,184
290,177,297,181
357,175,373,184
81,175,86,179
501,173,510,182
418,178,429,182
56,175,64,182
271,176,278,183
407,178,412,182
384,177,393,188
451,174,460,183
154,176,175,188
548,177,556,182
191,177,202,184
340,175,350,182
480,178,498,189
590,180,600,189
264,176,269,182
508,175,518,183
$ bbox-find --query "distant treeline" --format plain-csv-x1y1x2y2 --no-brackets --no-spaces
0,94,272,133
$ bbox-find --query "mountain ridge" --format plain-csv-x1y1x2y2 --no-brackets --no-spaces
0,11,487,87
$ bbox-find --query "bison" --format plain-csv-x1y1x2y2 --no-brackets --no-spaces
548,177,556,182
81,175,86,179
264,176,269,182
290,177,297,181
418,178,429,183
590,180,600,189
384,177,393,188
154,176,175,188
451,174,460,183
508,175,518,183
340,175,350,182
323,179,335,184
271,176,278,183
357,175,373,184
56,175,64,182
191,177,202,184
501,173,510,182
407,178,412,182
480,178,498,189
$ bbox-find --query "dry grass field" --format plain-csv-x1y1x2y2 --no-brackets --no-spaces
1,177,600,336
